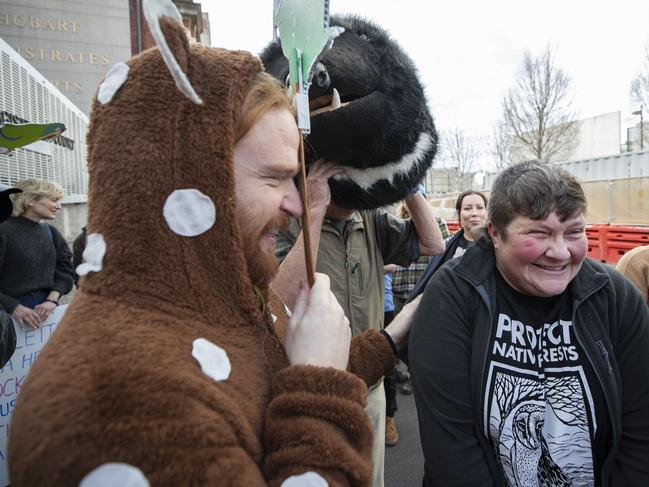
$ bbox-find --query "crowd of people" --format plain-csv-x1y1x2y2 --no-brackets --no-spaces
0,12,648,487
3,165,649,485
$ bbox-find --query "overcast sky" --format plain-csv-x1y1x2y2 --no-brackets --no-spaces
203,0,649,164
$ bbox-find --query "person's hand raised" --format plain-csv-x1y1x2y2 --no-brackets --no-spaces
306,161,345,217
284,273,351,370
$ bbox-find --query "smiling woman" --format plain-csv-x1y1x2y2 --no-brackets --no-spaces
410,161,649,487
0,179,73,330
484,163,588,298
490,212,588,298
457,191,487,241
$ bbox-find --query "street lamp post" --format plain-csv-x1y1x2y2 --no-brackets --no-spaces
632,105,644,151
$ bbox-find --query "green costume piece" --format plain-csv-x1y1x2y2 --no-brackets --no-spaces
273,0,343,131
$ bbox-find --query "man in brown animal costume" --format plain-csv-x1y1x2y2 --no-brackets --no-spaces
8,5,417,486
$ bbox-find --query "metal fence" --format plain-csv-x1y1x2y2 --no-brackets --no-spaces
0,38,88,200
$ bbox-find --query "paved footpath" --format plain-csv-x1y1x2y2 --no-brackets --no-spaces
385,389,424,487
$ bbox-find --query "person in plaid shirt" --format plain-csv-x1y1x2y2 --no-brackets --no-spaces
393,210,450,312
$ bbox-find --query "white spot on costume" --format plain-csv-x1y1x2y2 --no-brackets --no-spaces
333,132,434,190
79,463,149,487
76,233,106,276
163,189,216,237
97,63,130,104
192,338,231,382
281,471,329,487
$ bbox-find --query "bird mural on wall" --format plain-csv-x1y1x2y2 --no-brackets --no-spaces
0,122,65,155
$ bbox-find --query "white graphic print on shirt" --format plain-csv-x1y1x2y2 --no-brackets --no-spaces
484,313,596,487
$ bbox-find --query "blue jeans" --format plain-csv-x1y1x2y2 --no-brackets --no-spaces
17,291,48,309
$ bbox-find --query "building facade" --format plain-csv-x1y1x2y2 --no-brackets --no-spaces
0,0,132,115
506,111,622,164
423,166,475,195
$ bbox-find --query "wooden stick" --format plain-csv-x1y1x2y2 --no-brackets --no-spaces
297,133,315,287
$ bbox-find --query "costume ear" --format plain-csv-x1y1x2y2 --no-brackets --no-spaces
142,0,203,105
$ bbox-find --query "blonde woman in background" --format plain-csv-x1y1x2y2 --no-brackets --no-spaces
0,179,73,329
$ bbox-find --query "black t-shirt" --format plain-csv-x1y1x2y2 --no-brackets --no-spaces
483,270,610,486
448,234,471,260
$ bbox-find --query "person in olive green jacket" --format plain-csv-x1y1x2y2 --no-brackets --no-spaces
274,172,444,487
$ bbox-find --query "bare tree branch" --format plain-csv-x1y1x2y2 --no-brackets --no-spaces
441,127,480,191
491,120,514,170
631,45,649,109
630,45,649,149
500,45,579,163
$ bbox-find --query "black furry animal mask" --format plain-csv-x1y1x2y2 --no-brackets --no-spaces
260,15,438,210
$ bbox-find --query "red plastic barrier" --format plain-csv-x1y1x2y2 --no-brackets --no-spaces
604,241,642,264
583,225,649,264
606,226,649,244
597,225,649,264
586,226,605,262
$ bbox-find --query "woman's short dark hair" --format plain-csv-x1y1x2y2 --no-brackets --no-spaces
455,191,488,219
488,161,586,239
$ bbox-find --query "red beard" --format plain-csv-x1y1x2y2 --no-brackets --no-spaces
243,214,290,289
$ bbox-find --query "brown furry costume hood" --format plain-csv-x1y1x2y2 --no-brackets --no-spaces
82,18,264,325
8,12,395,487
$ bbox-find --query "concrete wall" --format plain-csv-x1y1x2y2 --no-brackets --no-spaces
0,0,131,115
571,111,621,161
423,167,475,195
50,202,87,245
505,111,622,164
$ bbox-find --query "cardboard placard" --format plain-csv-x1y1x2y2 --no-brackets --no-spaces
0,304,67,486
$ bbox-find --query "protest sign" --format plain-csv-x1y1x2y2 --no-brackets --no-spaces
0,304,67,486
